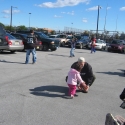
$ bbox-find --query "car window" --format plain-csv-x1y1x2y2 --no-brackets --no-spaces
112,40,120,44
6,33,16,39
49,35,56,38
59,35,66,38
96,40,102,43
12,34,21,39
35,32,48,38
67,36,73,39
21,34,28,39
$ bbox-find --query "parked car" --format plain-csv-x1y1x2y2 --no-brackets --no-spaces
88,39,106,50
17,31,59,51
0,26,24,53
11,33,43,51
107,39,125,53
49,34,68,47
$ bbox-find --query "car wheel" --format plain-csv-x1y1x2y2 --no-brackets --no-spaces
10,50,16,53
42,44,48,51
120,49,124,53
51,48,57,51
39,46,43,51
108,49,111,52
0,50,3,53
61,42,65,47
101,46,104,51
79,44,83,49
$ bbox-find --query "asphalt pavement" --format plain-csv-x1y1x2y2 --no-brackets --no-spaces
0,47,125,125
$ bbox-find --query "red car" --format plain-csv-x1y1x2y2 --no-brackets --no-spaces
107,40,125,53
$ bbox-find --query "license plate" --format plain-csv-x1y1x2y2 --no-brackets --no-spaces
37,46,39,49
15,42,19,45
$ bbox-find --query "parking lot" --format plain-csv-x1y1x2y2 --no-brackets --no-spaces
0,47,125,125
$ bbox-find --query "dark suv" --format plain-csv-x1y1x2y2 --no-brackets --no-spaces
16,30,59,51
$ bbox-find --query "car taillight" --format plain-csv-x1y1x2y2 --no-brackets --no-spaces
21,41,24,45
39,41,42,45
5,36,12,45
5,36,9,41
8,41,12,45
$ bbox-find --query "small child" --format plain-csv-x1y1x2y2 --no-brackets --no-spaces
67,63,87,98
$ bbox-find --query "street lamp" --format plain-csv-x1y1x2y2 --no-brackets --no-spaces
29,13,31,29
96,5,101,39
10,6,17,32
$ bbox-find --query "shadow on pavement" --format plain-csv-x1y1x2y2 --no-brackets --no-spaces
29,85,72,99
48,54,69,57
0,60,25,64
96,70,125,77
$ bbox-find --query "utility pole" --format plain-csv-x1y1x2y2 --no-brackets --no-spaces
10,6,17,32
96,5,101,39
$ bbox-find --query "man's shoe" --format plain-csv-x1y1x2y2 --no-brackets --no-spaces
32,62,37,64
105,113,120,125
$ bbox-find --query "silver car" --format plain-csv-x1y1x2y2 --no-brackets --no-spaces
0,31,24,53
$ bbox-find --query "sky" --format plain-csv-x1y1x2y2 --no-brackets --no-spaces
0,0,125,33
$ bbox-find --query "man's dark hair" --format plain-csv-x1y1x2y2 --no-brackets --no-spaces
30,29,34,33
73,63,82,72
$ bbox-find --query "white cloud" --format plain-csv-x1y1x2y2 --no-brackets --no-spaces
67,11,74,15
61,11,74,15
61,12,66,14
120,7,125,11
82,18,88,23
2,9,20,14
86,6,102,11
54,15,62,18
35,0,90,8
107,7,111,10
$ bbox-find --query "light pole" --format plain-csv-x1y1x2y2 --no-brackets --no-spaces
29,13,31,29
96,5,101,39
104,4,108,40
10,6,17,32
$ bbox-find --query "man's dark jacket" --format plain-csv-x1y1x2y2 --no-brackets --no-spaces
71,62,94,86
25,34,36,49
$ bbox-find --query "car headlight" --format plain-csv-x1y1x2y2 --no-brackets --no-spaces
51,41,54,44
118,46,122,49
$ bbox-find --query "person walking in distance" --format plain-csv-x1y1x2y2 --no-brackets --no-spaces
70,38,77,57
91,36,96,53
25,29,37,64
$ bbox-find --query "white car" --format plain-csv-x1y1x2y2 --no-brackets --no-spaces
88,39,106,50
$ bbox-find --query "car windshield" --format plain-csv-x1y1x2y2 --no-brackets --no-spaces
6,33,16,39
67,36,73,39
21,34,28,39
96,40,102,43
36,32,48,38
49,35,56,38
111,40,120,44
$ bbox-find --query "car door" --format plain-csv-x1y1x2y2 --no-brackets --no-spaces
0,25,6,47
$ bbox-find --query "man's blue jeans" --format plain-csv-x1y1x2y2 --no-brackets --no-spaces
91,46,96,53
25,48,36,64
70,48,75,56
